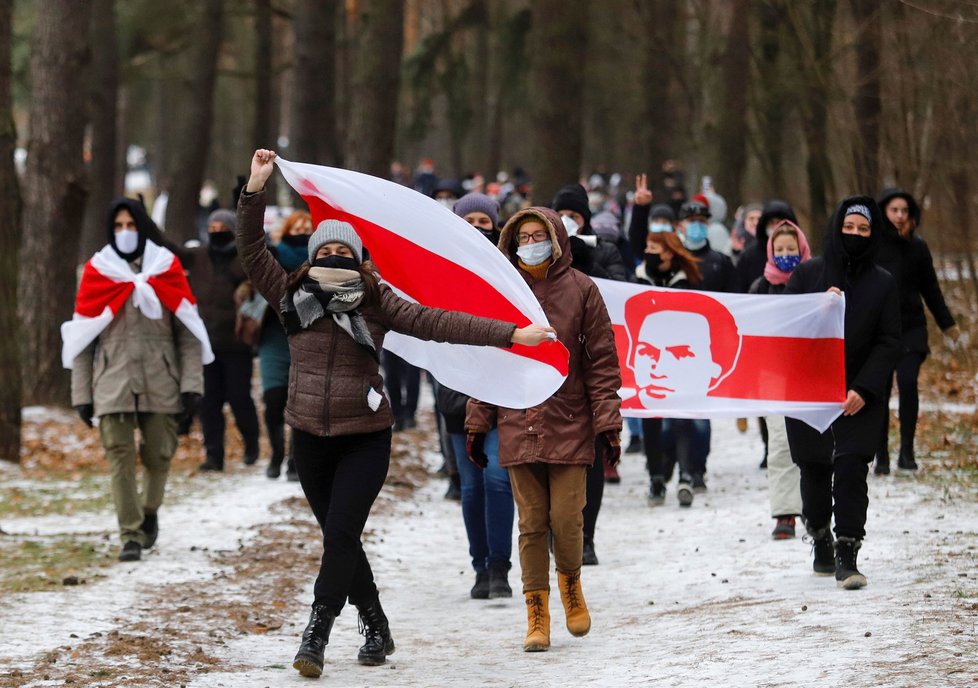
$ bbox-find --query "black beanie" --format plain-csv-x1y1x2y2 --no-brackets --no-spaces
551,184,592,225
650,204,676,222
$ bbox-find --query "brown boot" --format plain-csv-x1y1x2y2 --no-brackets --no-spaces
523,590,550,652
557,569,591,637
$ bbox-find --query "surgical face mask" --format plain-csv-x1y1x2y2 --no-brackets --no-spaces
437,198,455,210
684,221,709,249
115,229,139,254
649,222,672,234
773,254,801,273
516,240,553,266
645,252,664,273
561,215,581,237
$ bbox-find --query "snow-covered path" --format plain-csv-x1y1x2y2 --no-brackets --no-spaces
1,415,976,687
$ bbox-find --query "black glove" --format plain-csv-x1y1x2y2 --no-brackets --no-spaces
466,432,488,469
180,392,202,421
75,404,94,428
597,430,621,467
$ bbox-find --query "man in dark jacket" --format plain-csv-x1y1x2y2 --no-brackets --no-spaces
735,199,798,293
185,209,261,471
872,189,958,473
551,183,627,281
784,196,901,590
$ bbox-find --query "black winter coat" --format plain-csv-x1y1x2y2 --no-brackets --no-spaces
689,244,736,293
784,195,901,462
735,200,797,293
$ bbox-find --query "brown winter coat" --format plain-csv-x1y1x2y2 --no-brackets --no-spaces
466,207,622,467
235,189,518,438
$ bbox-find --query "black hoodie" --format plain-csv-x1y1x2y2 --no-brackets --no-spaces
874,189,955,351
735,199,798,292
784,195,901,403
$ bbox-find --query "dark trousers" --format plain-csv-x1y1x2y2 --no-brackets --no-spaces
655,419,710,481
293,427,392,614
643,418,664,479
263,387,291,469
798,454,870,539
381,351,420,422
582,439,604,540
877,351,927,462
200,351,260,466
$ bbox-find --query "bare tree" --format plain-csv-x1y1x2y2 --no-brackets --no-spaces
80,0,121,261
291,0,340,168
716,0,750,207
850,0,881,193
527,0,589,204
18,0,93,406
0,0,22,461
345,0,405,178
751,0,789,198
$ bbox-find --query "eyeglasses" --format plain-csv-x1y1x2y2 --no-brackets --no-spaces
517,231,549,245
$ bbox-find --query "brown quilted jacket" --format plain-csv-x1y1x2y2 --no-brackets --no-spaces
235,189,517,437
466,207,622,467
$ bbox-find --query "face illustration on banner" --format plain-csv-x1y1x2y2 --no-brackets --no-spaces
625,290,741,404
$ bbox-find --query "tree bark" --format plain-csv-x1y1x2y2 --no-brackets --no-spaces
0,0,22,461
80,0,121,261
752,0,788,198
716,0,749,208
162,0,224,243
291,0,339,167
527,0,589,205
18,0,92,406
344,0,405,178
851,0,881,193
254,0,273,149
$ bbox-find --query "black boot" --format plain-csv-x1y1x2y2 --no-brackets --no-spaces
356,598,395,666
293,603,336,678
488,560,512,598
874,455,890,475
897,450,918,471
582,535,599,566
835,537,867,589
140,512,158,549
265,422,285,479
807,524,835,576
471,570,490,599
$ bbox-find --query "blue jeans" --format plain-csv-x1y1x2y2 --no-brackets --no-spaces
625,416,643,440
450,430,513,572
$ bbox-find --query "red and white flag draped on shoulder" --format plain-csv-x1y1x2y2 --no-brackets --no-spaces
60,240,215,369
273,157,569,410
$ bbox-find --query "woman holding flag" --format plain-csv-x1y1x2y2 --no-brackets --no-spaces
238,149,555,679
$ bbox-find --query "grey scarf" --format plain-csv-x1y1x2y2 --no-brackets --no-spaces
281,267,377,358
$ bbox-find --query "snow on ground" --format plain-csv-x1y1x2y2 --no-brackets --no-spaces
2,415,976,687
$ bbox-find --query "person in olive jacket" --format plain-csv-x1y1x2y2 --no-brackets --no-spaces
784,196,901,591
239,150,554,679
466,206,623,653
872,188,958,474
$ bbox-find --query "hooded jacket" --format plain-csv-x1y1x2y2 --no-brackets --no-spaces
466,207,623,467
552,184,628,281
874,189,955,352
735,200,798,292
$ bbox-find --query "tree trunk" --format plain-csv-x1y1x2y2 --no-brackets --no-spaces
291,0,339,167
163,0,224,243
716,0,749,208
851,0,881,193
253,0,275,201
345,0,405,178
752,0,787,198
640,1,677,175
528,0,589,205
80,0,120,261
18,0,92,406
0,0,22,461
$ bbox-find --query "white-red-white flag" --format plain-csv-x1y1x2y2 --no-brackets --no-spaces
274,157,569,409
596,278,845,431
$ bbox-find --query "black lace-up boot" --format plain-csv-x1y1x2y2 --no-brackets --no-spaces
356,598,395,666
835,537,868,590
292,603,336,678
806,524,835,576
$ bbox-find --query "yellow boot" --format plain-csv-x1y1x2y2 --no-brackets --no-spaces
557,569,591,637
523,590,550,652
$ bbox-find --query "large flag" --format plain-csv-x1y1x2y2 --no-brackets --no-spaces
274,157,569,409
597,278,845,432
61,240,215,369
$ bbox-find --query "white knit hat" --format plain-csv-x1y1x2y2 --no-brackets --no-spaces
308,220,363,263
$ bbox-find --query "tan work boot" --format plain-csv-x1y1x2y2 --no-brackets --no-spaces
523,590,550,652
557,569,591,637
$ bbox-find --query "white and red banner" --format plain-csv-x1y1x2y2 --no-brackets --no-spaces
61,240,215,369
597,278,845,431
274,157,570,409
274,158,845,430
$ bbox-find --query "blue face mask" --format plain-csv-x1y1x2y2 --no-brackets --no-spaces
773,254,801,273
648,222,672,233
684,221,709,248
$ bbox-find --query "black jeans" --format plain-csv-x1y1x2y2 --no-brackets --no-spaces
293,427,392,614
877,351,927,462
583,439,604,540
381,351,420,423
798,454,870,539
642,418,666,480
200,351,260,466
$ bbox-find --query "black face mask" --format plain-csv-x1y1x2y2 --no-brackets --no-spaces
281,233,310,248
841,233,871,260
312,255,359,271
645,252,665,273
209,231,235,247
